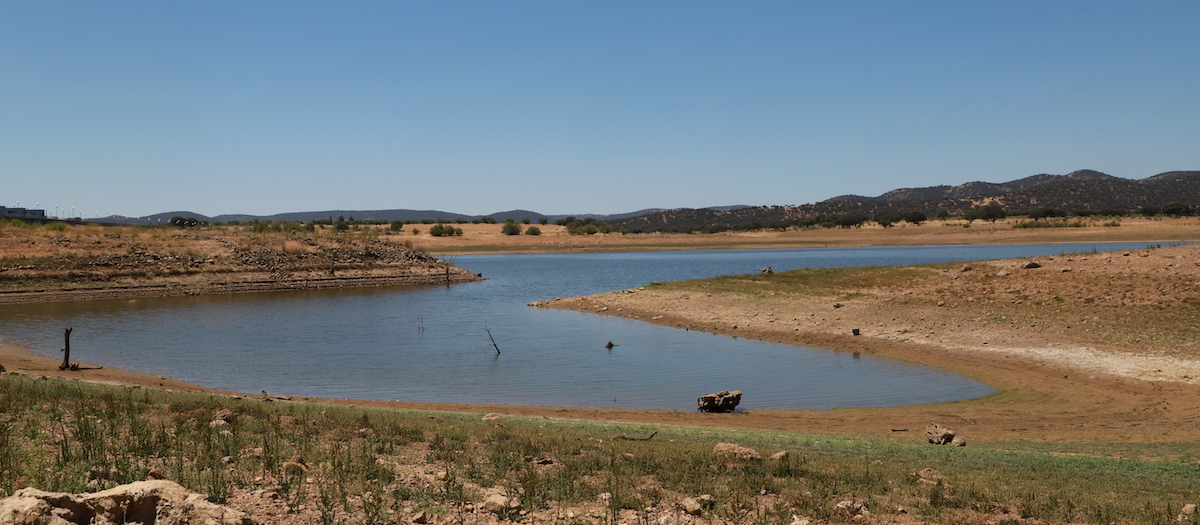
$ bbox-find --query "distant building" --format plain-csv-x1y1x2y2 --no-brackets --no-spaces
0,206,47,219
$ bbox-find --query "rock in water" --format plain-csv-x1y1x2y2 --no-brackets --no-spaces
697,390,742,412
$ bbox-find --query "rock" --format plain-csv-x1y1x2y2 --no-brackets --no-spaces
412,509,428,523
1176,503,1196,522
790,515,811,525
0,480,252,525
697,390,742,413
770,450,790,461
1022,260,1042,269
925,423,960,445
481,413,501,422
680,497,703,516
482,493,521,513
714,443,761,462
914,468,943,481
835,500,867,515
959,264,972,272
482,493,510,513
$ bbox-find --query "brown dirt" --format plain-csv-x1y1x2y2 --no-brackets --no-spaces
539,242,1200,443
0,224,480,303
417,216,1200,254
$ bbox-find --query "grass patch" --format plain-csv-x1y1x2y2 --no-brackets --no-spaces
1,375,1197,523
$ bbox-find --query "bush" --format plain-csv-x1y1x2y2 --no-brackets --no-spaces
525,226,541,236
389,221,404,232
965,204,1007,223
429,224,463,237
538,217,548,225
500,220,522,235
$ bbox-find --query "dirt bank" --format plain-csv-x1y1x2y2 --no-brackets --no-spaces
0,225,480,303
538,243,1200,442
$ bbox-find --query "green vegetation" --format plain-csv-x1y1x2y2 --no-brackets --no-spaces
428,224,463,237
1,375,1197,524
872,210,926,227
524,226,541,236
500,220,522,236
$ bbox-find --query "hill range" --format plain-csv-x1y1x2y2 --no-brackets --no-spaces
99,169,1199,232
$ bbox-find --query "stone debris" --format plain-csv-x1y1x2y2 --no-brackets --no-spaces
0,479,252,525
713,442,761,462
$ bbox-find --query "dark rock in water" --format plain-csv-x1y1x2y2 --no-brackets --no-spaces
698,390,742,413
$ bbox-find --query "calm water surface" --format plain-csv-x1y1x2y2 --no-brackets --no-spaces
0,243,1162,410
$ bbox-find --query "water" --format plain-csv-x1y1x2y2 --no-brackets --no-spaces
0,242,1164,410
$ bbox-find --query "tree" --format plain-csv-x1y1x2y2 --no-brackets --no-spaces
538,217,549,225
501,220,523,235
525,226,542,235
965,204,1006,223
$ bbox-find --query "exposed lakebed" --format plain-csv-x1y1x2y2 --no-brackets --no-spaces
0,243,1162,410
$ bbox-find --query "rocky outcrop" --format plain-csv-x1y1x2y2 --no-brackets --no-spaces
0,479,252,525
697,390,742,413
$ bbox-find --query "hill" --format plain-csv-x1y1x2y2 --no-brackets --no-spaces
612,170,1200,232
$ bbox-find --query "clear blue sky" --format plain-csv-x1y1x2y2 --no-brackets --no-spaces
3,2,1197,218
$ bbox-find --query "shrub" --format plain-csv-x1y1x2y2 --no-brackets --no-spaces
500,220,522,236
429,224,463,237
525,226,541,236
538,217,548,225
389,221,404,232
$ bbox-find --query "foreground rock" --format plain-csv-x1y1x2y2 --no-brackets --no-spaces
925,422,966,446
697,390,742,412
714,442,762,462
0,480,252,525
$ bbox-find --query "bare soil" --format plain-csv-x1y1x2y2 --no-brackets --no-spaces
540,242,1200,443
0,224,480,304
417,216,1199,254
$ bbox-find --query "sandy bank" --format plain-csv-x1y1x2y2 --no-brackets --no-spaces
537,243,1200,442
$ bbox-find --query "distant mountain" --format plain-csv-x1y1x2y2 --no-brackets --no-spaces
95,170,1199,232
611,170,1200,233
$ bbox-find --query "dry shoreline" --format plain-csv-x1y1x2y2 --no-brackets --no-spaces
4,220,1200,445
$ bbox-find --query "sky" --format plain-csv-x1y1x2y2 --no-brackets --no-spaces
2,2,1198,219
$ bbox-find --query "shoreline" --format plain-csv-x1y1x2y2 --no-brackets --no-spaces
5,229,1200,443
0,270,481,305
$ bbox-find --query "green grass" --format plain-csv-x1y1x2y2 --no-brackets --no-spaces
1,374,1198,523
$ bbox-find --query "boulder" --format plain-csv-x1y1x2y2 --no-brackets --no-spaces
714,443,761,462
1021,260,1042,269
925,423,965,446
697,390,742,413
0,480,252,525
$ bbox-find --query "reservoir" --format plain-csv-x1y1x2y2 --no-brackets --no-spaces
0,242,1161,410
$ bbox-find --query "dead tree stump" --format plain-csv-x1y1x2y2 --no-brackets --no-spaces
59,327,75,371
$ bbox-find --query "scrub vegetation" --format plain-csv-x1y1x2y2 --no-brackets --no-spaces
1,375,1197,524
